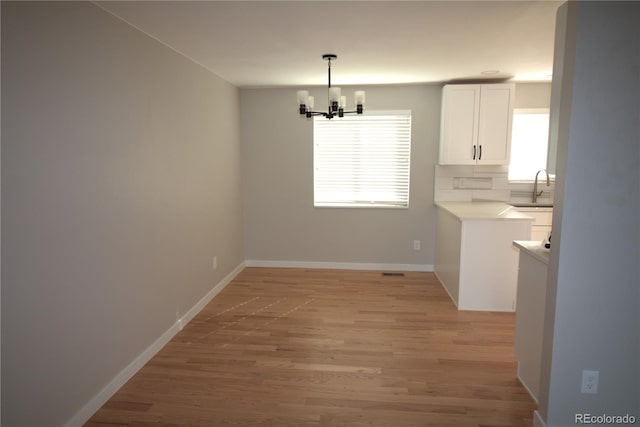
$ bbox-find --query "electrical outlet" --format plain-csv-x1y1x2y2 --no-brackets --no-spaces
213,256,218,270
581,370,599,394
413,240,421,251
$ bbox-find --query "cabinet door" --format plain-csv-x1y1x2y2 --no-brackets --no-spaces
477,84,515,165
439,85,479,165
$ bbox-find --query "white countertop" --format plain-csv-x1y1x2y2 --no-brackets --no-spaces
435,202,535,221
513,240,550,265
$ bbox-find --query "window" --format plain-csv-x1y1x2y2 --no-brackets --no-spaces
508,108,550,181
313,111,411,208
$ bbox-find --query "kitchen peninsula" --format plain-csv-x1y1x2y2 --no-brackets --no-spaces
435,202,533,311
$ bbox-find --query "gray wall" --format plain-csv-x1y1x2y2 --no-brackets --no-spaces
539,2,639,424
241,85,440,268
240,83,550,268
1,2,244,426
514,82,551,109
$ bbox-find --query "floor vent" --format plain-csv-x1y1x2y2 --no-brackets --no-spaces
382,272,405,277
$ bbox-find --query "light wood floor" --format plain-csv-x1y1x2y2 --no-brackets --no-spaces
86,268,535,426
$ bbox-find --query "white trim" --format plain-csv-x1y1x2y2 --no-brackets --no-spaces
64,260,437,426
434,271,459,308
516,366,539,405
177,262,245,328
64,262,245,427
245,260,433,272
533,410,546,427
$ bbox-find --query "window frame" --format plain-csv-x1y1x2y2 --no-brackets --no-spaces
313,110,412,209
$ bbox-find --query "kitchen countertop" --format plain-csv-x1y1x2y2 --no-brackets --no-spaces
435,202,535,221
513,240,550,265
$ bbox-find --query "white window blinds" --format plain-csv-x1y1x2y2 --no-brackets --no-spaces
313,111,411,208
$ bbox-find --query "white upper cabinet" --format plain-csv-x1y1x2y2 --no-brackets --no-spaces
439,83,515,165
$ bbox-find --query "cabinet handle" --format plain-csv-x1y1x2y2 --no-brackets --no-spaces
473,145,476,160
479,145,482,160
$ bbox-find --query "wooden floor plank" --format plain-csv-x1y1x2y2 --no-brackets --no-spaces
85,268,535,426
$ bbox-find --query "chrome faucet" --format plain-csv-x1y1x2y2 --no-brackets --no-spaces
532,169,550,203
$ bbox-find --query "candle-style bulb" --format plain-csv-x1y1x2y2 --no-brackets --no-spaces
297,90,309,106
354,90,366,114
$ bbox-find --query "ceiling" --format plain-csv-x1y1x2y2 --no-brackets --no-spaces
97,1,562,88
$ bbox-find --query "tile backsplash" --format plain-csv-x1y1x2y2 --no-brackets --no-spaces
434,165,555,204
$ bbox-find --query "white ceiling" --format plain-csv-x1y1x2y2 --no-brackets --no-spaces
97,1,561,88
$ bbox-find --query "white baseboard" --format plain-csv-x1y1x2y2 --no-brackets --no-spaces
434,271,459,308
245,260,434,272
177,262,245,329
64,259,433,426
516,369,539,405
64,261,245,427
533,410,546,427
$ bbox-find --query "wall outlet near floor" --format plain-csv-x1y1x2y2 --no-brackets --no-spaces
581,370,599,394
213,256,218,270
413,240,421,251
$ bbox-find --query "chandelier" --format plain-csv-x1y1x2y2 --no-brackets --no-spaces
297,54,366,119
